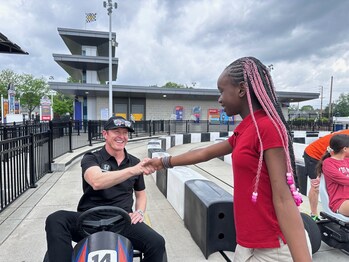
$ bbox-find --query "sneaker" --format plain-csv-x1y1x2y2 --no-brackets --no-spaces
311,214,320,221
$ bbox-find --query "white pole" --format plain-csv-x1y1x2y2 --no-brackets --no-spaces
319,85,323,119
1,95,3,123
108,8,113,117
329,76,334,122
51,93,53,120
104,0,117,118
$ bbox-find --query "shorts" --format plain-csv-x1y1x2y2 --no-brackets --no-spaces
303,152,319,179
233,231,312,262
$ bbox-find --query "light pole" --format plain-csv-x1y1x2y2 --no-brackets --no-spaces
328,76,334,123
319,85,323,119
103,0,117,118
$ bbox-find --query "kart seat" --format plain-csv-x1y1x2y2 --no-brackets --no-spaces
319,175,349,223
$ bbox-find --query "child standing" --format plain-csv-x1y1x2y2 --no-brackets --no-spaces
143,57,311,261
316,134,349,216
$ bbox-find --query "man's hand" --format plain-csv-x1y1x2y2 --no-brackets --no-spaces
129,210,144,224
141,158,163,175
131,158,155,175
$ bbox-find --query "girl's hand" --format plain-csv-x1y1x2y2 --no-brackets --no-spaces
141,158,163,175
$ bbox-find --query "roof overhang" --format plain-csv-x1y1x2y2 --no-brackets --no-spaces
0,33,28,54
53,54,118,82
57,27,116,57
48,82,320,103
276,91,319,103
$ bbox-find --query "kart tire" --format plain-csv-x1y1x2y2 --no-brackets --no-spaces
301,212,321,254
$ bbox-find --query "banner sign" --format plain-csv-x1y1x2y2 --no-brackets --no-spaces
192,106,201,123
40,96,52,121
3,99,9,117
175,106,183,120
208,109,220,124
8,83,16,114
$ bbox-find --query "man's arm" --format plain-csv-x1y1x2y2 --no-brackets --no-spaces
84,161,152,190
130,190,147,224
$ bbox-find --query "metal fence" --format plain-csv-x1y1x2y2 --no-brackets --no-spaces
0,118,338,213
0,119,239,213
0,132,51,211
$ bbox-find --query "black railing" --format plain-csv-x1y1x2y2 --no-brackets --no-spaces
0,131,52,211
0,118,338,214
0,119,239,213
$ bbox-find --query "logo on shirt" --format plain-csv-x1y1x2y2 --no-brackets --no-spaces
101,163,111,172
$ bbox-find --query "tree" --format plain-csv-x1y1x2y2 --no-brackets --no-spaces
52,92,74,118
162,82,185,88
16,74,49,117
67,76,80,83
288,104,298,111
0,69,20,97
333,93,349,117
300,105,314,111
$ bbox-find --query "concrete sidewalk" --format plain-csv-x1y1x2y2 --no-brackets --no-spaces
0,139,348,261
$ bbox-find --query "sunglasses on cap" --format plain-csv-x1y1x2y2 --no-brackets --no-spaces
114,119,132,127
104,117,135,132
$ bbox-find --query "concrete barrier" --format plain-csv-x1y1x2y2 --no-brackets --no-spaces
149,151,169,197
305,131,320,144
174,134,183,146
210,132,220,142
170,135,176,148
184,179,236,259
183,134,191,144
147,139,162,157
190,133,201,143
167,167,207,219
201,132,211,142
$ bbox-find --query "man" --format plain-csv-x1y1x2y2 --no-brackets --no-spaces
303,129,349,221
45,116,166,262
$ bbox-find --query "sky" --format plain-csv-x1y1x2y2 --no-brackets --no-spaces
1,0,348,109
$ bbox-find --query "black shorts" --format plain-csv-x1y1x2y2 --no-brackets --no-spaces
303,152,319,179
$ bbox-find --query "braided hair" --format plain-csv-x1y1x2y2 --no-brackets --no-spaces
225,57,301,206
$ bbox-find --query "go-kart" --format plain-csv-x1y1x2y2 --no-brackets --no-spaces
44,206,143,262
303,175,349,255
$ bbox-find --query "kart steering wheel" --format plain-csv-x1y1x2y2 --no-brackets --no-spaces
77,206,131,237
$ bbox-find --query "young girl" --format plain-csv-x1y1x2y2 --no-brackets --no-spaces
316,134,349,216
143,57,311,261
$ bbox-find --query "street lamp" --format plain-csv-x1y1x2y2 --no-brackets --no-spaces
319,85,323,119
103,0,117,118
329,76,334,124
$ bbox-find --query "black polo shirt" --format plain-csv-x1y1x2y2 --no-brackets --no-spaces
77,146,145,212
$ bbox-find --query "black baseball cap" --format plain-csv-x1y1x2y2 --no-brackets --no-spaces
103,116,135,133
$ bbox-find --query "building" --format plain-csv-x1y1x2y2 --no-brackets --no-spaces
0,32,28,54
49,28,319,122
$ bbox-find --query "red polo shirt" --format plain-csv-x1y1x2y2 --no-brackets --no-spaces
228,110,286,248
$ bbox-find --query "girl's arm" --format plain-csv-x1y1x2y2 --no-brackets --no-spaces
171,140,232,166
265,147,312,262
143,140,232,171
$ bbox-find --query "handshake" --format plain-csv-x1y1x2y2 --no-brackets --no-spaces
137,156,173,176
